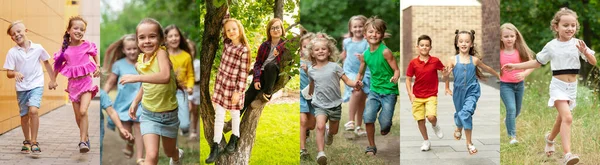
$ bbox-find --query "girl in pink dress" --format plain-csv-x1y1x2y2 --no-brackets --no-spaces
52,16,100,153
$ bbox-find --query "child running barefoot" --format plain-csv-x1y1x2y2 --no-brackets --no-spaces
405,35,445,151
99,89,134,164
499,23,535,145
300,32,316,159
121,18,184,165
340,15,369,136
356,16,400,156
502,8,596,165
205,13,251,164
307,33,360,165
444,30,500,155
103,34,145,163
52,16,100,153
3,21,57,154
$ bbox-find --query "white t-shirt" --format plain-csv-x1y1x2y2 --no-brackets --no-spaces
193,58,200,82
536,38,595,72
3,41,51,91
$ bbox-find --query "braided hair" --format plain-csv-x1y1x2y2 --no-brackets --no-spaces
54,16,87,72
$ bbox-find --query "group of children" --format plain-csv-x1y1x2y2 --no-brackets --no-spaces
4,16,201,165
299,15,400,165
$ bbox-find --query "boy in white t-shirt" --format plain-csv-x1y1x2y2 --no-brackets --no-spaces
3,21,57,154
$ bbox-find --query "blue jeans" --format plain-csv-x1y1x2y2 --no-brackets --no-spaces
500,81,524,138
176,90,190,133
16,87,44,117
363,92,397,133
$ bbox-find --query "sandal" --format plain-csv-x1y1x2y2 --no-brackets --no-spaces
365,146,377,156
21,140,31,154
454,129,462,140
31,142,41,154
344,121,355,131
545,132,555,157
122,142,134,158
564,153,580,165
136,158,145,165
467,143,478,155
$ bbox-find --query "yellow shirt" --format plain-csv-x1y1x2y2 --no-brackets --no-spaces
168,51,194,88
137,48,178,112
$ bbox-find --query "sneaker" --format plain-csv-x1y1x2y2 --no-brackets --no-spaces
509,138,519,144
316,151,327,165
79,142,90,153
170,148,184,165
354,126,367,137
189,133,199,140
420,140,431,151
300,149,309,160
325,130,334,145
564,153,579,165
344,121,355,131
432,124,444,139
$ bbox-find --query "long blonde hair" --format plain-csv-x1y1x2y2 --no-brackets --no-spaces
103,34,137,73
500,23,534,63
223,18,251,67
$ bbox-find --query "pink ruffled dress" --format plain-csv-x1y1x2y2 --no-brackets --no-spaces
54,41,99,102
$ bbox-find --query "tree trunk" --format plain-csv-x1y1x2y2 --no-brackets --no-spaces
200,0,294,164
274,0,284,19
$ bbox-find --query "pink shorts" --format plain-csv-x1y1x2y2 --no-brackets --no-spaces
66,75,98,102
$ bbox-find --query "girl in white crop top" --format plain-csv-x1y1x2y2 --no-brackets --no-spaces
502,8,596,164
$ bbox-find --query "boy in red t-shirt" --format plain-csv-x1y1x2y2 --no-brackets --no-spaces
405,35,446,151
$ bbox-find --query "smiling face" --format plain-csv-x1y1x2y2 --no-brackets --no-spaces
136,23,162,54
500,28,516,49
68,20,86,42
123,40,139,61
350,19,365,38
269,21,283,39
457,33,472,54
364,25,382,45
311,40,330,62
416,39,431,56
554,14,577,41
166,28,181,50
8,23,27,45
224,21,240,42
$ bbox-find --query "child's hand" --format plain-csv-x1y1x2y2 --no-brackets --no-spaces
119,75,138,85
93,69,100,78
129,104,139,120
445,88,453,96
254,82,261,90
390,76,399,83
48,81,58,90
501,64,515,71
187,88,193,95
409,93,415,103
14,72,24,82
353,81,363,91
119,128,133,141
301,63,307,72
576,40,588,54
356,53,364,62
443,67,452,76
231,92,240,105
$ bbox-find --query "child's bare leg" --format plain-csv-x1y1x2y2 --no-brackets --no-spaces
134,122,144,159
315,115,328,152
28,106,39,143
555,100,573,153
72,103,82,128
465,129,473,144
78,92,93,142
143,134,160,165
427,116,437,126
353,90,367,128
20,115,31,142
300,113,309,149
162,136,179,161
329,120,340,136
366,123,376,146
548,113,561,149
417,120,428,140
189,103,198,134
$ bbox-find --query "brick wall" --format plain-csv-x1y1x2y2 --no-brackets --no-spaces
481,0,500,70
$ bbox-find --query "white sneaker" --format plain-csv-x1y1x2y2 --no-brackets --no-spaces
344,121,355,131
420,140,431,151
564,153,580,165
170,148,184,165
432,124,444,139
509,138,519,144
354,126,367,137
316,151,327,165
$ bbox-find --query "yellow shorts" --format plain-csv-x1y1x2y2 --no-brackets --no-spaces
411,96,438,121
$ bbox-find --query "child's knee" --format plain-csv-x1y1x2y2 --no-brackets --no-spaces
28,107,39,116
145,152,159,161
561,114,573,124
316,123,326,132
426,116,437,122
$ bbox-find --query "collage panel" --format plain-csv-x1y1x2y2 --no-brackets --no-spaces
100,0,200,164
400,0,501,164
0,0,102,164
300,0,401,164
500,1,600,164
197,0,301,164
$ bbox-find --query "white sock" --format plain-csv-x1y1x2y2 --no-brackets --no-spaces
213,104,226,143
231,110,240,137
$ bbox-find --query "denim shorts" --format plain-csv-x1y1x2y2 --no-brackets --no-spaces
363,92,397,132
16,87,44,117
139,105,180,138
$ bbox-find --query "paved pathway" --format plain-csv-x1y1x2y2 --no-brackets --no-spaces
0,101,100,165
400,80,500,165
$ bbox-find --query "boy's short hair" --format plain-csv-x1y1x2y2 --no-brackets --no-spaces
417,35,431,46
6,21,24,35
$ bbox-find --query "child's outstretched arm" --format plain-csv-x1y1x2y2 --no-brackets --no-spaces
502,60,541,72
383,49,400,83
475,58,500,79
42,60,57,90
103,73,118,93
105,106,133,140
443,58,454,96
356,59,366,83
129,87,143,120
120,49,171,84
341,74,359,88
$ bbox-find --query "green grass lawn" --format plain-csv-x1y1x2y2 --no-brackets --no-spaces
199,103,300,164
500,67,600,164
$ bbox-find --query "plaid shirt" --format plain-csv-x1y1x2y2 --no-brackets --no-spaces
253,39,286,82
211,36,250,110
